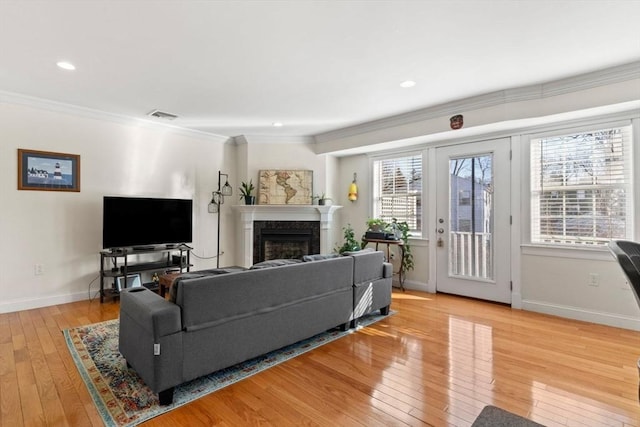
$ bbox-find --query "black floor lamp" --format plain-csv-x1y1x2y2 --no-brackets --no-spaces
208,171,232,267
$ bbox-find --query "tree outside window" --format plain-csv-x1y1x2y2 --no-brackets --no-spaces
530,125,632,246
373,154,422,234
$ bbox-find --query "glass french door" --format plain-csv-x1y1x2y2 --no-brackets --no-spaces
435,139,511,304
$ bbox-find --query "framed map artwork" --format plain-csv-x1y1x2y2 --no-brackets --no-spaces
258,170,313,205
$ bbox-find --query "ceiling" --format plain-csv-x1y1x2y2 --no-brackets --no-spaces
1,1,639,138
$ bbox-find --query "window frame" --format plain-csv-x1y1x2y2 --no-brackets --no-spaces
370,151,424,238
525,120,635,250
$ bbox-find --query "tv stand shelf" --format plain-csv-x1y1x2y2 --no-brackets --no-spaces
99,245,191,303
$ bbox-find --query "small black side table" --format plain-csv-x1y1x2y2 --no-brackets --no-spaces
362,238,405,291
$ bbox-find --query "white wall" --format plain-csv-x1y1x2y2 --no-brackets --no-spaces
2,66,638,330
238,136,330,195
336,116,640,329
337,154,430,290
0,102,232,312
520,251,639,329
233,136,342,259
328,74,640,330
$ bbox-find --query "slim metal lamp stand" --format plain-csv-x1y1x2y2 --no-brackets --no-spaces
213,171,232,268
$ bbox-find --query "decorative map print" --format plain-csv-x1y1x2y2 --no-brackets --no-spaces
258,170,313,205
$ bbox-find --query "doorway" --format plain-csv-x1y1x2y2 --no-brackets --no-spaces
435,139,511,304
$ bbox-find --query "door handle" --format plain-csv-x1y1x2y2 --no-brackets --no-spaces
437,228,444,234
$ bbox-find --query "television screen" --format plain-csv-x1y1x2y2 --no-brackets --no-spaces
103,196,193,249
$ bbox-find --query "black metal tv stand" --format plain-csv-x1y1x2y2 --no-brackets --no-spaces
99,245,191,302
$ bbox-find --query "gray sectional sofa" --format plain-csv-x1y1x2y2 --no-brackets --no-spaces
118,250,392,405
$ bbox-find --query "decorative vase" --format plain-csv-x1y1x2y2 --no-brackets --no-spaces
243,195,256,205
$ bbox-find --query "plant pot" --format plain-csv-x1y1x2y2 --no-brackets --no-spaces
318,199,326,206
243,195,256,205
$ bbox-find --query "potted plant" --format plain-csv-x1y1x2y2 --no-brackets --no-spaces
391,218,414,273
239,180,256,205
335,224,361,254
312,192,332,206
366,218,389,233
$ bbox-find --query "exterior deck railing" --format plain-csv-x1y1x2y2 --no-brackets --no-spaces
449,231,493,279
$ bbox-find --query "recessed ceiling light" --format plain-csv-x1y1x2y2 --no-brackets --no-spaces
272,122,284,127
56,61,76,71
400,80,416,88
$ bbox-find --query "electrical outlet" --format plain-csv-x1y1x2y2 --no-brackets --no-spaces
34,264,44,275
588,273,599,287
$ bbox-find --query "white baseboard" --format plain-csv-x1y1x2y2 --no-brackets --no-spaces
521,299,640,331
0,291,91,314
400,279,431,293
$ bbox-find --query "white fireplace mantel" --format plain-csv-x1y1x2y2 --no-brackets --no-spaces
231,205,342,267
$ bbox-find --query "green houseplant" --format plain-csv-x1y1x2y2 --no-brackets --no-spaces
239,180,256,205
391,218,414,273
336,224,361,254
363,217,414,276
312,192,332,206
365,218,389,232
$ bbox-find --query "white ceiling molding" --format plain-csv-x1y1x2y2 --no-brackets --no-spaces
0,90,232,144
233,135,316,145
314,61,640,145
324,102,640,158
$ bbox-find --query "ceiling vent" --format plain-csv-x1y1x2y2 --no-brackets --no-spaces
147,109,178,120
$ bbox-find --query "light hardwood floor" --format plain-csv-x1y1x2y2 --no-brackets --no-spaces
1,290,638,426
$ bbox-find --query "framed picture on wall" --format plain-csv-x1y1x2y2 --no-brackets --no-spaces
258,170,313,205
17,149,81,192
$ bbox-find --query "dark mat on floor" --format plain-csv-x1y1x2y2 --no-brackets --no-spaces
472,405,545,427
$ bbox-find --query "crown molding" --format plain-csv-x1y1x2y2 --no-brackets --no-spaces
233,135,315,145
314,61,640,144
0,90,233,144
326,102,640,158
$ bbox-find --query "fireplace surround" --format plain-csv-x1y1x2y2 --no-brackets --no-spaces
253,220,321,263
232,205,342,267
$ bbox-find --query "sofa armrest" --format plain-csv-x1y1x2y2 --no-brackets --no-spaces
120,288,181,339
119,288,184,396
383,262,393,279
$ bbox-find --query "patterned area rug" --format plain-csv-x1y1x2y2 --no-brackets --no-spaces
64,311,392,427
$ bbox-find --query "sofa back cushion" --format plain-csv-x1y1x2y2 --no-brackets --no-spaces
350,250,385,284
302,253,340,262
177,256,354,331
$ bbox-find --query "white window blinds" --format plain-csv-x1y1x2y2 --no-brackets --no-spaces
373,153,422,232
530,124,633,246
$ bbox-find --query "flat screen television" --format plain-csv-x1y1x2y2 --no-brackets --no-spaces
103,196,193,249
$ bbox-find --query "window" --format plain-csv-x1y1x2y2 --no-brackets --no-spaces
458,190,471,206
530,124,633,246
372,153,422,234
